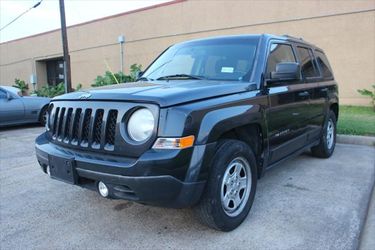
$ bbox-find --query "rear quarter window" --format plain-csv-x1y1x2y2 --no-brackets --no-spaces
315,50,334,80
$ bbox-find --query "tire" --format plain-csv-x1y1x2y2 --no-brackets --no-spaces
194,139,257,231
311,110,337,158
39,106,48,126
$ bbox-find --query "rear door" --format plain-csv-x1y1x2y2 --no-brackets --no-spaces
295,45,323,142
265,42,310,164
314,49,336,122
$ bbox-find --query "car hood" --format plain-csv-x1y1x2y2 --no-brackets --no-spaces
53,80,254,107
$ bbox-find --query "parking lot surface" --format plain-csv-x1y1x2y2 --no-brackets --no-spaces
1,126,374,250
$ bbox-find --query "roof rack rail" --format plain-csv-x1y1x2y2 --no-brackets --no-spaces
282,34,304,41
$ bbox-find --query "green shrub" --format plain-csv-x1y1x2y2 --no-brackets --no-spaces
92,64,142,87
75,83,82,91
13,78,29,95
357,85,375,110
32,83,65,98
130,63,142,81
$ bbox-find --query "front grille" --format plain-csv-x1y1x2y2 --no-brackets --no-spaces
49,105,118,151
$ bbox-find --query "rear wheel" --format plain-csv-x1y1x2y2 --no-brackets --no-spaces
195,139,257,231
311,110,337,158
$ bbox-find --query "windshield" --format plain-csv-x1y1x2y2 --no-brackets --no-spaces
141,36,259,82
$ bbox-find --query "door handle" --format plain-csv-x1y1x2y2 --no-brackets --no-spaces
298,91,310,97
320,88,328,92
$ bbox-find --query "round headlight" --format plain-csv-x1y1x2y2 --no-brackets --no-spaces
127,108,155,142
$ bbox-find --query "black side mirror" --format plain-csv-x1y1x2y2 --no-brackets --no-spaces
270,62,301,82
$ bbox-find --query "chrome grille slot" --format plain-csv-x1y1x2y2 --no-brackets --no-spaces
81,109,92,147
92,109,104,148
71,108,82,145
63,108,73,142
105,110,118,150
57,107,66,141
52,107,60,138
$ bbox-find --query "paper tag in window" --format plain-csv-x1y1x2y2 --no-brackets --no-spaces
221,67,234,73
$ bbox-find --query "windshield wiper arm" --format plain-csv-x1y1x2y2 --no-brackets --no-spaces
156,74,205,80
136,76,154,82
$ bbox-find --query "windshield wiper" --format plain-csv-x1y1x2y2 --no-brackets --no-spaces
156,74,205,80
136,76,154,82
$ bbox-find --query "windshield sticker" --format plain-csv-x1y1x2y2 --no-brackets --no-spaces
221,67,234,73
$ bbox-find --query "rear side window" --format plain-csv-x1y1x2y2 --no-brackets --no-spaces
266,43,296,77
297,47,319,78
315,50,334,79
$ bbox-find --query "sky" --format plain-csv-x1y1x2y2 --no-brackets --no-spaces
0,0,170,43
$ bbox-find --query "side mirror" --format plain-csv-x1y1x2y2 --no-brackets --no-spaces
135,71,143,80
270,62,301,82
6,92,12,101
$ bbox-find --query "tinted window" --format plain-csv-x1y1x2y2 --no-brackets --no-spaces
315,50,333,79
142,37,259,82
297,47,319,78
266,43,296,77
0,89,7,99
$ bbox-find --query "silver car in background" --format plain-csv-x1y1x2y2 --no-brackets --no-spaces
0,86,50,127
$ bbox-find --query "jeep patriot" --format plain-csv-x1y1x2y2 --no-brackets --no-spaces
35,34,338,231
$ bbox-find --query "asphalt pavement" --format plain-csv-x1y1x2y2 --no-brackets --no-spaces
1,126,374,250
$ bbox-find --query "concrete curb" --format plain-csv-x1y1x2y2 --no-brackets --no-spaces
359,181,375,250
337,134,375,146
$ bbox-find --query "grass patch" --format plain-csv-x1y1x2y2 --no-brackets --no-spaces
337,105,375,136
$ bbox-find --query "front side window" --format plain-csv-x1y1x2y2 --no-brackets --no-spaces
315,50,333,79
141,37,259,82
266,43,296,77
297,46,319,78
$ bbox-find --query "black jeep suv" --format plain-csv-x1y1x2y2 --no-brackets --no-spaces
36,34,338,231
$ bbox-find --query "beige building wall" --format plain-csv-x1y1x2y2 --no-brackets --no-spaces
0,0,374,105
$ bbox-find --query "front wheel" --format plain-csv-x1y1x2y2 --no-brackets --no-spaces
311,110,337,158
194,139,257,231
39,106,48,126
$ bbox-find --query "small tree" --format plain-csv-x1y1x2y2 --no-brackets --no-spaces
357,85,375,111
32,83,65,98
130,63,142,81
92,64,142,87
13,78,29,95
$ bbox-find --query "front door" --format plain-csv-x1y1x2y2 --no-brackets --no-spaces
264,42,310,164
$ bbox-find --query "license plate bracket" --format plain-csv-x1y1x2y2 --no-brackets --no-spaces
48,155,77,184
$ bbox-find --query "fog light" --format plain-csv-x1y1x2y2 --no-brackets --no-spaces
98,181,109,197
46,166,51,176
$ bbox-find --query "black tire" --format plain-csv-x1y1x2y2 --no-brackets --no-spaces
194,139,257,231
39,106,48,126
311,110,337,158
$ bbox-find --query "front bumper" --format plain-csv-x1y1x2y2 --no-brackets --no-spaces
35,133,206,208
